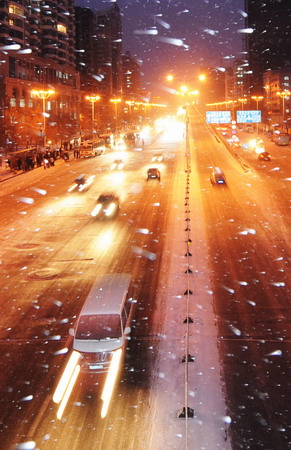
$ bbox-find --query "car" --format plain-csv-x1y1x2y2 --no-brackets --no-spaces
68,174,94,192
147,168,161,181
111,159,125,170
210,167,227,185
258,151,271,161
91,193,120,219
151,152,163,162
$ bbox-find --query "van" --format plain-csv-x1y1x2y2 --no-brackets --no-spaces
70,273,135,373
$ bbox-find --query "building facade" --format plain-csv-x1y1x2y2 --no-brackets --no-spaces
0,0,82,150
264,68,291,126
75,4,123,98
0,0,76,67
122,51,141,100
0,51,81,149
246,0,291,94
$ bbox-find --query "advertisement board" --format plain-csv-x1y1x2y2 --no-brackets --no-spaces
206,111,231,124
236,110,262,123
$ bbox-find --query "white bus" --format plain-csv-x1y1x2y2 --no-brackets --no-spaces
78,139,106,157
70,273,136,373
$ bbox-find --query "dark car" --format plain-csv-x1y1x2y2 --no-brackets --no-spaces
147,168,161,181
258,151,271,161
111,159,125,170
68,174,94,192
210,168,227,185
91,193,120,219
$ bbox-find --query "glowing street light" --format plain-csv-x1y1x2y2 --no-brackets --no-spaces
31,88,55,149
238,98,247,110
251,95,264,110
276,90,291,123
180,85,189,94
110,98,122,129
251,96,263,134
85,95,101,139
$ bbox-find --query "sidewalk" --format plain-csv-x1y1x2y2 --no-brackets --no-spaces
0,153,73,183
0,164,22,182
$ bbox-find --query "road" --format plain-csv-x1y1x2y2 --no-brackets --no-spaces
0,114,291,449
0,125,184,449
192,110,291,449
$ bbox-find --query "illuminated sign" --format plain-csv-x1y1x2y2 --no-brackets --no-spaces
236,110,262,123
206,111,231,124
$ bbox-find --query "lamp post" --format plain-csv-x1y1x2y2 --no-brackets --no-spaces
110,98,122,130
276,90,291,126
31,89,55,149
85,95,101,140
252,95,264,111
238,98,247,111
125,100,134,124
251,96,263,134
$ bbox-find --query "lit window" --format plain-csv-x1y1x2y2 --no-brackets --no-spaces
57,24,67,34
10,97,16,107
9,4,23,16
20,98,25,107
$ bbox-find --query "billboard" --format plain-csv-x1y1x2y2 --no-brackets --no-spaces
206,111,231,124
236,110,262,123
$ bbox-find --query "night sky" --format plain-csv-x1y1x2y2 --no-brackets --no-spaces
77,0,246,91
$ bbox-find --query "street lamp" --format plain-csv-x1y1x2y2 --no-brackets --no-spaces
31,89,55,149
276,90,291,125
238,98,247,111
251,96,264,134
110,98,122,130
251,95,264,110
85,95,101,140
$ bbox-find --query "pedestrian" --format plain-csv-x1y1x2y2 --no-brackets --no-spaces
43,158,50,169
36,154,42,167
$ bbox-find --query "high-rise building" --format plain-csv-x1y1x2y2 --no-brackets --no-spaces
122,51,141,100
0,0,80,149
75,7,96,74
94,3,122,97
246,0,291,93
0,0,76,67
75,4,122,97
225,59,250,102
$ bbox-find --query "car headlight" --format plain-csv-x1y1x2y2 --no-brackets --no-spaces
91,204,102,217
68,183,78,192
78,183,86,192
105,202,117,217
